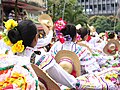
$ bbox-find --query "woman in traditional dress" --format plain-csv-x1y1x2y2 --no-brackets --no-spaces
49,19,100,75
3,19,80,89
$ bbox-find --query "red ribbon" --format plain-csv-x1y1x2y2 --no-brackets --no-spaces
86,35,91,42
58,35,65,44
71,70,77,78
107,47,118,54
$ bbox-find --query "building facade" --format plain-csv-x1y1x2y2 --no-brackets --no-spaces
0,0,48,30
78,0,119,16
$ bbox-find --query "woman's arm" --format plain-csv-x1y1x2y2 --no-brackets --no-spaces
37,54,77,88
46,63,77,88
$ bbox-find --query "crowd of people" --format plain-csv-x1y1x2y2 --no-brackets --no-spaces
0,14,120,90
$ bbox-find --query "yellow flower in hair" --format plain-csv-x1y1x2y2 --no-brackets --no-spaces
5,40,12,46
11,40,24,53
4,19,18,30
3,36,12,46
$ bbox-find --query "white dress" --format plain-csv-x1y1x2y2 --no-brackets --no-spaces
17,47,78,88
0,39,11,54
0,53,40,90
81,40,114,66
49,41,100,74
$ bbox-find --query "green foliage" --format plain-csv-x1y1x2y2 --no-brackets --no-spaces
88,15,120,33
47,0,88,26
115,22,120,32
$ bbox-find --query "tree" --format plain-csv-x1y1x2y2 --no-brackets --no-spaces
47,0,88,26
15,0,18,21
64,3,88,25
115,21,120,32
88,15,120,33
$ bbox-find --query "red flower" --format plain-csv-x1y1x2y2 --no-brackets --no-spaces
58,35,65,44
54,18,67,31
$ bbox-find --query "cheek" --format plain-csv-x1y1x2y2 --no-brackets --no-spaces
34,34,38,46
84,35,88,40
37,36,38,41
35,37,38,45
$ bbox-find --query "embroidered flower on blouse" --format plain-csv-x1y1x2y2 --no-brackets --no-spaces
105,73,118,82
54,18,67,31
4,19,18,30
11,40,24,53
0,72,27,90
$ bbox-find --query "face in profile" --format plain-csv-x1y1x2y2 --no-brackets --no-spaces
83,34,88,41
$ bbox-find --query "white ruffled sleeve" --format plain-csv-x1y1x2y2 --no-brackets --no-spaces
38,54,77,88
46,63,77,88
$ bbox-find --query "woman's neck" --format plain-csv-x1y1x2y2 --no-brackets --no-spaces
17,47,34,57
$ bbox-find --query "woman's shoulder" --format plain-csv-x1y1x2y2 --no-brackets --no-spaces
50,41,62,51
77,42,92,53
53,41,62,45
0,54,30,67
0,54,39,89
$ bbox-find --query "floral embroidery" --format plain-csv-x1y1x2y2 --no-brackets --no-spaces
0,72,27,90
105,73,119,83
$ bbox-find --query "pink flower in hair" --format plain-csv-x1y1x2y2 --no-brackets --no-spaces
54,18,67,31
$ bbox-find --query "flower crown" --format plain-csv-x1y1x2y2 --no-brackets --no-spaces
54,18,73,43
2,19,24,53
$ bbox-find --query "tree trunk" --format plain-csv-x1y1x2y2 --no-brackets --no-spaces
15,0,18,21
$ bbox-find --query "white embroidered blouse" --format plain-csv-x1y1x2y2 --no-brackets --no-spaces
49,41,100,74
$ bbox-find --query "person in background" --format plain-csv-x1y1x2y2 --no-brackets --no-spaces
8,10,15,20
35,14,54,52
50,18,100,75
3,19,80,89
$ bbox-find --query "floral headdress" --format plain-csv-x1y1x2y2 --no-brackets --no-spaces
2,19,24,53
54,18,72,43
54,18,67,31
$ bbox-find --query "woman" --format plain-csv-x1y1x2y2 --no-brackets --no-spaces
4,19,79,89
0,20,40,90
50,19,100,75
